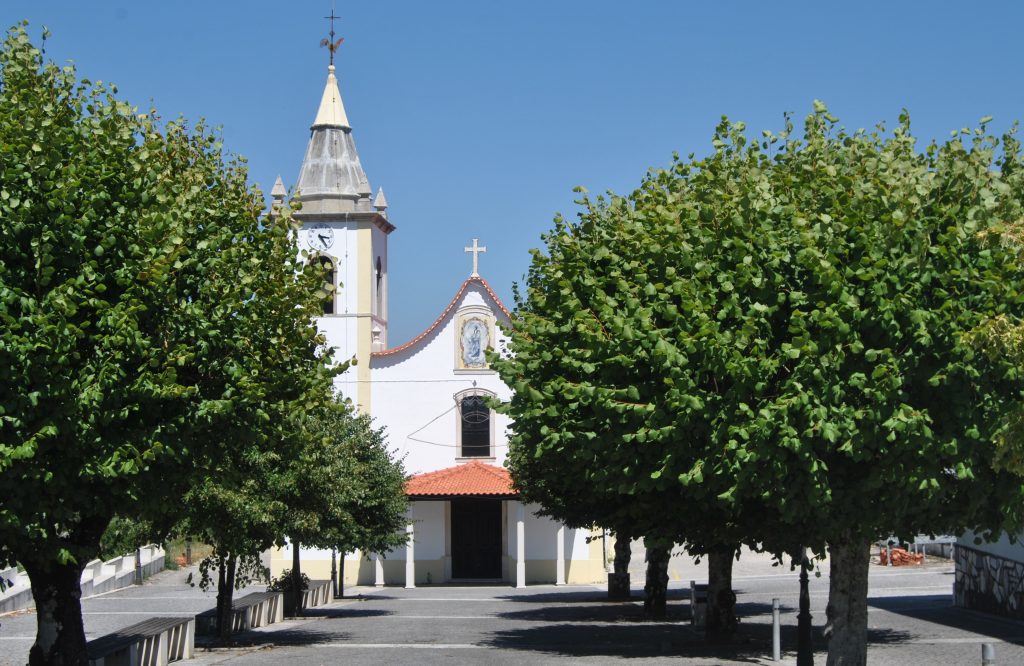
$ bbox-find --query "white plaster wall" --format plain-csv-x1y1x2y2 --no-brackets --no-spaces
286,540,333,561
370,283,512,475
517,504,590,561
393,501,444,560
567,524,589,560
319,316,359,404
506,500,520,558
298,218,363,405
371,224,389,341
333,221,359,316
959,530,1024,564
525,511,561,560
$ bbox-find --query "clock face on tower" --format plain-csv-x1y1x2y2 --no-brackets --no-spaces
306,223,334,252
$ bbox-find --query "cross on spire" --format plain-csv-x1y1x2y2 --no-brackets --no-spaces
320,6,344,66
464,239,487,278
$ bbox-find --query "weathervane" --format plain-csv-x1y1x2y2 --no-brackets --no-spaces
320,5,344,66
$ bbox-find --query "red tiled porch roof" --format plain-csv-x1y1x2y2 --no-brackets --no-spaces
405,461,516,499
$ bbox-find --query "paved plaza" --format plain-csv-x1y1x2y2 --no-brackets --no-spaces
2,550,1023,665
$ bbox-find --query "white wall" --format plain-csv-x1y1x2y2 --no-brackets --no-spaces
959,530,1024,564
392,501,444,560
506,503,590,562
370,282,512,475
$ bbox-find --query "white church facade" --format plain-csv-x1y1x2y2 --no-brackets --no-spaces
269,58,608,587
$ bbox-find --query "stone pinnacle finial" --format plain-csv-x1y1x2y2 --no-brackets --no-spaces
271,175,286,201
374,187,388,210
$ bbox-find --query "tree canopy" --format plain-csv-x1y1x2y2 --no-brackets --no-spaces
0,24,334,663
495,103,1024,663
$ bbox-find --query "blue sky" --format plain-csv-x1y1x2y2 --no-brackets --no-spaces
5,1,1024,344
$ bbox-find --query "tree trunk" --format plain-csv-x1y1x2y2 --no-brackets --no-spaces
25,558,88,666
608,533,631,600
291,539,303,617
338,555,344,599
216,554,237,643
643,537,670,619
824,533,870,666
706,544,738,642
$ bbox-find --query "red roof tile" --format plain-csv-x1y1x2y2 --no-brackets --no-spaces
405,460,516,498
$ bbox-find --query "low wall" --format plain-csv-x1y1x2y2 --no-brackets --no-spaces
954,542,1024,619
0,544,165,615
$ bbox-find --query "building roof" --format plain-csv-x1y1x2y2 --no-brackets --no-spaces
405,461,516,499
294,65,371,214
312,64,351,129
372,275,512,359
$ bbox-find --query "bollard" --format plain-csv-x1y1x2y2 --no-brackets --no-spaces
982,642,994,665
772,597,781,661
887,542,893,567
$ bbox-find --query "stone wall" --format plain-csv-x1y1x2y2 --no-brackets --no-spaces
954,543,1024,619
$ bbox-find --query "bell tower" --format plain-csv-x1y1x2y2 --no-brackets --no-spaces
287,26,394,412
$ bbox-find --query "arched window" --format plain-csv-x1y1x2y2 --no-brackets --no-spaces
459,394,492,458
375,256,383,317
318,255,335,315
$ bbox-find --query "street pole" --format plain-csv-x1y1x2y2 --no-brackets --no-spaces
772,597,781,661
797,548,813,666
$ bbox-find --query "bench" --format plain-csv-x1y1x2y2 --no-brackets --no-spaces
690,580,708,627
87,616,193,666
196,590,284,634
302,579,333,609
236,590,284,628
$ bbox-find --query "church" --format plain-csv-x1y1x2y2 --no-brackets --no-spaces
269,53,609,587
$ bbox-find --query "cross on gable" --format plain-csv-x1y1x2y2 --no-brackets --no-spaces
464,239,487,277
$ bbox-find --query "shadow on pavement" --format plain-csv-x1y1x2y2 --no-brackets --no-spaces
495,588,691,604
486,621,911,660
196,625,353,649
497,603,677,624
243,626,353,647
302,607,394,619
485,622,765,662
868,594,1024,645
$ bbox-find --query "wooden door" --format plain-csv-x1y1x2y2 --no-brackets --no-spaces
451,499,502,579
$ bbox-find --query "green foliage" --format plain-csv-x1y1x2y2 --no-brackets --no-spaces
495,102,1024,558
0,24,336,659
268,567,309,592
280,403,409,556
194,552,266,592
98,517,157,561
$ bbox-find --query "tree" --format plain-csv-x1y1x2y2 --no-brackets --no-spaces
494,190,758,629
0,25,332,662
278,402,408,616
496,103,1024,663
156,188,336,639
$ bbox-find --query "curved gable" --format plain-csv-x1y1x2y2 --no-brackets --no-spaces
371,276,511,366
